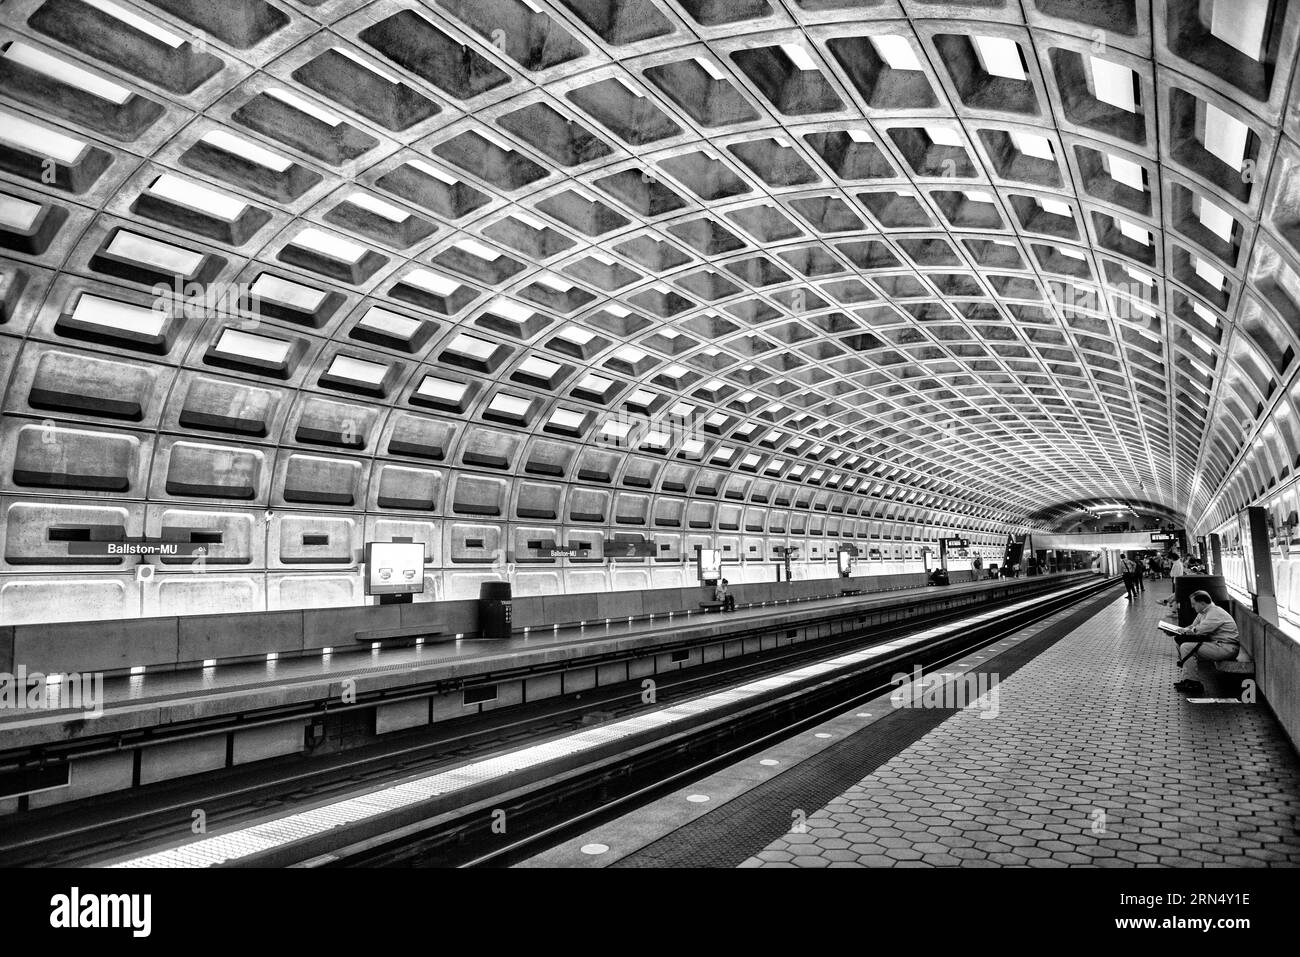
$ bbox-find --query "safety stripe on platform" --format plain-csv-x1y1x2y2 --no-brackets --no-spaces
107,581,1102,867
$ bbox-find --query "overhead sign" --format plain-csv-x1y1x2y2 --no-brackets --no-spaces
941,538,970,548
1149,532,1181,543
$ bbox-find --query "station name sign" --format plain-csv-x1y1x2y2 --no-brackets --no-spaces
1149,532,1183,543
941,538,970,548
60,534,210,558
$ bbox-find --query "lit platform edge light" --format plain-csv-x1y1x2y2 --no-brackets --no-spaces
106,581,1099,868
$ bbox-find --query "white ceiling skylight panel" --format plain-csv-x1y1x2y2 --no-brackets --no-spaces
511,209,550,232
473,125,517,153
578,372,614,393
455,237,501,261
556,324,596,346
404,269,461,296
0,194,42,232
535,273,573,291
1196,196,1236,242
487,297,535,324
0,109,86,163
601,419,632,440
1037,197,1073,218
1117,219,1151,245
348,191,409,222
447,333,497,360
488,393,533,418
266,88,343,127
334,46,402,85
249,274,326,311
84,0,183,45
780,43,819,72
105,230,206,274
695,55,728,80
408,159,459,185
1010,131,1054,160
1124,265,1154,286
548,407,586,431
327,355,389,385
1209,0,1271,60
972,36,1026,80
1191,300,1220,325
927,126,964,147
871,35,924,71
1193,256,1228,290
148,175,248,221
1201,102,1250,170
1089,56,1139,113
202,130,292,172
3,42,132,103
357,306,421,340
294,227,368,264
214,328,292,364
518,356,560,379
1104,153,1146,191
72,294,168,337
417,375,469,402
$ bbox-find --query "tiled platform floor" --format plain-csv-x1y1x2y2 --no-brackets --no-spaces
744,592,1300,867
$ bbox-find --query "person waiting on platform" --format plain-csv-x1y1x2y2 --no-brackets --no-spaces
1169,591,1240,693
1133,556,1146,593
714,577,735,612
1119,553,1138,599
1159,553,1185,607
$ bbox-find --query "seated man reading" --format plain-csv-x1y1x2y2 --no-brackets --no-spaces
714,578,736,612
1163,590,1240,693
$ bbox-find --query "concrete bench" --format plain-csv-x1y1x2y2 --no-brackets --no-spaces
698,600,726,612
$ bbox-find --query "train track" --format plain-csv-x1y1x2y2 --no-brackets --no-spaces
0,575,1113,867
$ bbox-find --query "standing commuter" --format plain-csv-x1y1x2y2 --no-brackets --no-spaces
1161,554,1186,608
1119,553,1138,599
1134,556,1146,593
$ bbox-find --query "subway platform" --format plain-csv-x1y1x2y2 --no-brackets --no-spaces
525,590,1300,868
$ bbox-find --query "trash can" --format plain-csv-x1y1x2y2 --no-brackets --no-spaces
478,581,513,639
